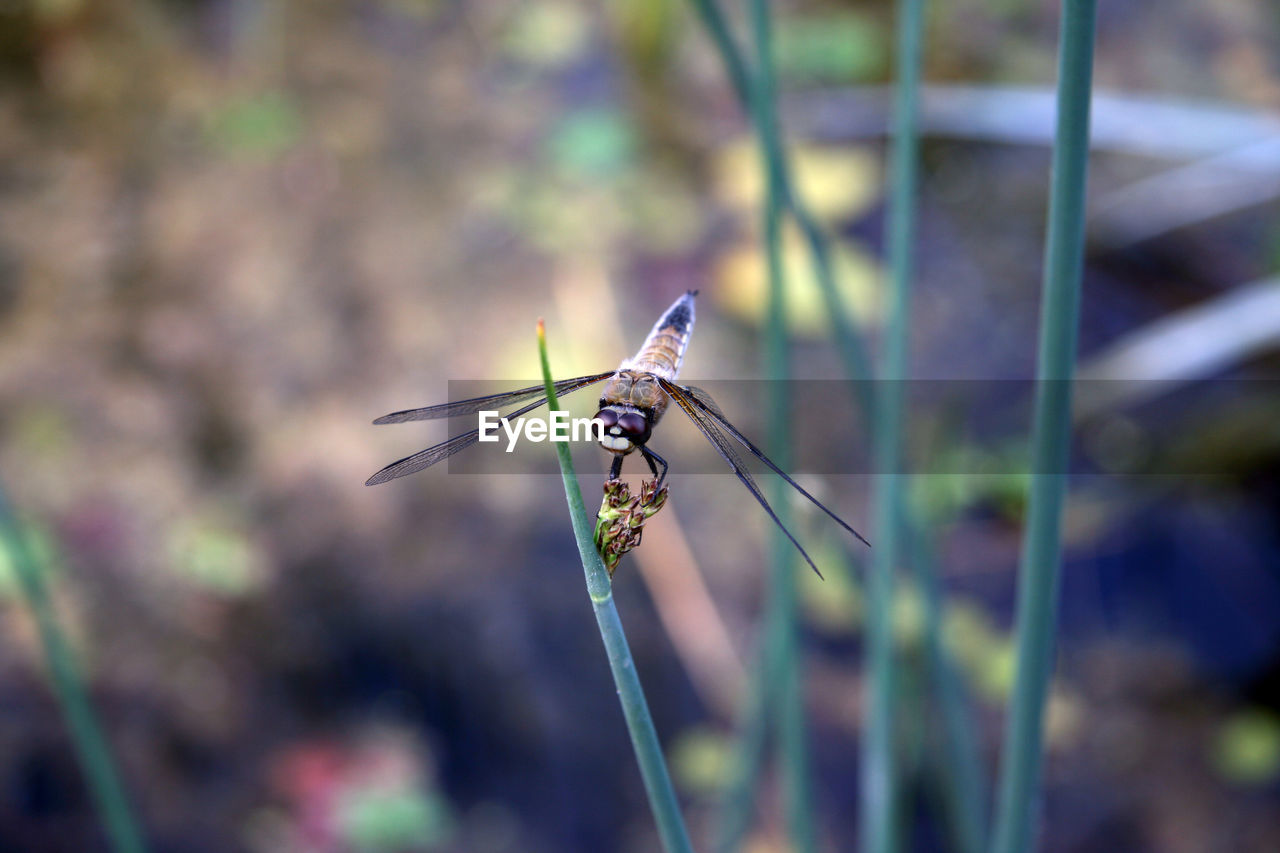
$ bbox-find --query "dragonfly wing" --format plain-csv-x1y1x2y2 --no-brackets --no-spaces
659,379,826,577
365,429,488,485
678,382,870,547
366,373,608,485
373,372,613,424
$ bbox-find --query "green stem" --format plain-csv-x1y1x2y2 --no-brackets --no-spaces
990,3,1097,853
683,0,876,393
0,487,147,853
714,650,771,852
536,323,694,853
748,0,818,844
686,2,983,849
904,513,987,853
862,0,926,850
683,0,753,117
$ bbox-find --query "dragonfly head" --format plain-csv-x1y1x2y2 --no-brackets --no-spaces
595,404,651,453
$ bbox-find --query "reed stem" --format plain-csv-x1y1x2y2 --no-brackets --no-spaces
749,1,819,848
536,322,695,853
990,2,1097,852
862,0,926,850
684,3,984,850
903,512,987,853
0,486,147,853
683,0,876,391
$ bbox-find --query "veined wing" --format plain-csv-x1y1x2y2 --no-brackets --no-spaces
372,373,614,424
366,373,610,485
658,378,830,577
673,380,870,548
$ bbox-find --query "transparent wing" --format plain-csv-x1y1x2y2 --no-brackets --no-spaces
365,426,497,486
677,381,870,547
372,372,614,424
658,379,828,577
366,373,610,485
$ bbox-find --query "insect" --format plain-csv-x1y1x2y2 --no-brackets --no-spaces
366,291,868,575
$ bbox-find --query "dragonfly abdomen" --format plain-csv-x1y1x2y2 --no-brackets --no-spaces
629,330,687,377
624,290,696,380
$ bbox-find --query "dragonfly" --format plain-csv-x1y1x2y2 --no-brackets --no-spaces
366,290,869,575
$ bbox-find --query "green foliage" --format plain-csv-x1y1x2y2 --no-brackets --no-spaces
775,13,887,82
908,444,1031,524
670,727,734,796
338,786,454,852
799,540,862,630
1214,710,1280,785
612,0,680,71
166,519,262,596
212,92,302,155
502,1,591,68
548,109,637,178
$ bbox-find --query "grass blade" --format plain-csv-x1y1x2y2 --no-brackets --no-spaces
990,2,1098,852
0,486,147,853
535,322,695,853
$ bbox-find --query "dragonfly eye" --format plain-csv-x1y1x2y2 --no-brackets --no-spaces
617,412,648,437
595,409,619,428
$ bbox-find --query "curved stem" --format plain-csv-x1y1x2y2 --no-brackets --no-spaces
536,322,695,853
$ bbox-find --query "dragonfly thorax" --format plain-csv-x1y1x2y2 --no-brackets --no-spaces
595,370,670,454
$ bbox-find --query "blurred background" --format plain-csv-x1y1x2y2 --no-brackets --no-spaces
1,0,1278,851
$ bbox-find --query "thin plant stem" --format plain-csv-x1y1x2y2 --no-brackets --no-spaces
0,486,147,853
990,2,1098,852
711,0,822,849
903,511,987,853
772,582,815,852
684,0,753,118
714,648,772,852
535,322,695,853
862,0,926,850
683,0,876,392
748,1,818,849
686,1,984,849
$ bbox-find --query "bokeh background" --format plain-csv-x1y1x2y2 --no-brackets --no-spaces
1,0,1278,851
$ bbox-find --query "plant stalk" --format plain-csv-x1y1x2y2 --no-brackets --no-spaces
749,1,819,849
862,0,926,850
685,2,983,849
536,322,695,853
0,486,147,853
903,511,987,853
683,0,875,392
990,2,1098,852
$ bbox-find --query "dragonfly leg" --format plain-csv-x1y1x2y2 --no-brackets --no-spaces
608,454,624,481
640,446,668,491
